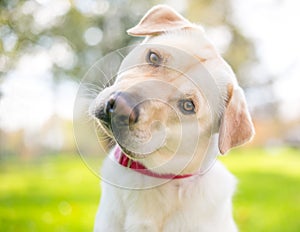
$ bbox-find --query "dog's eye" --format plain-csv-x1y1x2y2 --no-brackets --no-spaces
147,51,162,66
178,99,195,114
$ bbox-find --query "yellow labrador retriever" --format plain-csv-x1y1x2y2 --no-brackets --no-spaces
91,5,254,232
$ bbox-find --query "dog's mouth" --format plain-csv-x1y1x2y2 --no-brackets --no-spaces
94,116,158,159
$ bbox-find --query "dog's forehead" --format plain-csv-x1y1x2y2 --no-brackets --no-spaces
127,28,238,90
119,43,199,74
119,28,218,73
145,28,217,59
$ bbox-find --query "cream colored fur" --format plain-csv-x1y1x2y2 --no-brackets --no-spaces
93,5,254,232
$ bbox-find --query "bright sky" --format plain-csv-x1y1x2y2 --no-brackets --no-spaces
0,0,300,133
231,0,300,120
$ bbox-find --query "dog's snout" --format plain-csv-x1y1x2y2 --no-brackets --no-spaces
96,92,139,126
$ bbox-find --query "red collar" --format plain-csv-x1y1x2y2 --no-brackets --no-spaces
114,146,194,179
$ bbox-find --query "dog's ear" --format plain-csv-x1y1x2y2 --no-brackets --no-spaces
127,5,193,37
218,85,255,154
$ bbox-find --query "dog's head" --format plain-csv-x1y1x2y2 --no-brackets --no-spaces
90,5,254,174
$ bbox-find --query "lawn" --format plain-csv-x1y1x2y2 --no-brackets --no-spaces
220,147,300,232
0,147,299,231
0,154,100,232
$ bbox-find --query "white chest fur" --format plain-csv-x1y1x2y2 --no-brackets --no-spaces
94,160,238,232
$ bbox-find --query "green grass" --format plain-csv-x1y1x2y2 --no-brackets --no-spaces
0,154,100,232
0,147,300,231
219,147,300,232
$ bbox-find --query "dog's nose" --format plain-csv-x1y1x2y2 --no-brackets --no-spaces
95,92,139,126
105,95,116,115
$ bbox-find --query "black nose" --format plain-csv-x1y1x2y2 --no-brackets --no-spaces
105,95,116,115
95,92,139,126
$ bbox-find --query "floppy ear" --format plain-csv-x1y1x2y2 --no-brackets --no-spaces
127,5,193,37
218,85,255,154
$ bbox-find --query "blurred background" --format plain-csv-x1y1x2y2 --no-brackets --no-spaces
0,0,299,231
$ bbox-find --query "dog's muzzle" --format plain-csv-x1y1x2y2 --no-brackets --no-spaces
95,92,140,128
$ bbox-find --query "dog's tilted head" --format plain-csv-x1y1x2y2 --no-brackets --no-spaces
90,5,254,175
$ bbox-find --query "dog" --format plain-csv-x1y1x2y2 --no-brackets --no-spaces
90,5,254,232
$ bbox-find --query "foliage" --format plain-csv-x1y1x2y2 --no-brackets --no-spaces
1,148,300,231
0,0,254,85
0,0,156,80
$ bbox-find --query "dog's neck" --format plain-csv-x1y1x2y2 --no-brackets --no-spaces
114,146,195,179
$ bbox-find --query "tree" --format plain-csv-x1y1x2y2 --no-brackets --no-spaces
0,0,255,83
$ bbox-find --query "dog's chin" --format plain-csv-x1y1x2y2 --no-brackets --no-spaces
118,144,152,160
95,121,159,159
